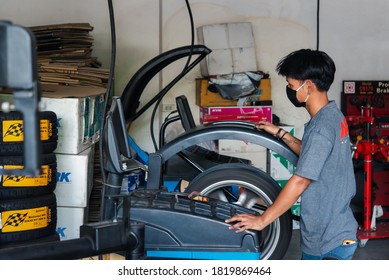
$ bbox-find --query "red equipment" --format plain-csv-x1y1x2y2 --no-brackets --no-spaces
346,106,389,246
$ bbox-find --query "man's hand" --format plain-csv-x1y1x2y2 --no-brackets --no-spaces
225,213,267,233
256,121,280,136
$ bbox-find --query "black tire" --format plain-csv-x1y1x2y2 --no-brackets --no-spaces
0,193,57,244
0,111,58,155
0,153,57,199
184,163,292,260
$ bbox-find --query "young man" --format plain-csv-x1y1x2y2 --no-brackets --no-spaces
225,49,358,260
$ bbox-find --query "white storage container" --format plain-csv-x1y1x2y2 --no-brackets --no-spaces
40,85,105,154
56,206,87,240
54,146,94,207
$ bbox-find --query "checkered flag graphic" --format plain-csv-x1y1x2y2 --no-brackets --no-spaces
3,175,25,183
4,123,24,138
3,212,28,228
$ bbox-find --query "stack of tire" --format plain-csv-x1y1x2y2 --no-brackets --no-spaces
0,111,59,249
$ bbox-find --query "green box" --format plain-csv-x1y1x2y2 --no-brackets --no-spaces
269,125,295,180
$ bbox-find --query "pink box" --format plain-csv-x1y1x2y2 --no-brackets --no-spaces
200,114,266,124
200,106,272,124
201,106,272,116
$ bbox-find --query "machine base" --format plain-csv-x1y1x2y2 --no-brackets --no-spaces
357,222,389,247
128,189,263,260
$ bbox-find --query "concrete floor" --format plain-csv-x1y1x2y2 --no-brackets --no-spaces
283,229,389,260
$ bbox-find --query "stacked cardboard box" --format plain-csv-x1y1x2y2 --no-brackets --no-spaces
194,22,274,199
42,85,105,240
197,22,257,76
195,22,272,122
29,23,109,87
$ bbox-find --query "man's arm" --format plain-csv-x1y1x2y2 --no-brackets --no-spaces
225,174,310,233
279,129,302,155
256,121,302,155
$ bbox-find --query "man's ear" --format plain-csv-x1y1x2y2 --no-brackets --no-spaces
305,80,316,91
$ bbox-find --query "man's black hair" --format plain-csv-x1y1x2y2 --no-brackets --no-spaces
276,49,336,91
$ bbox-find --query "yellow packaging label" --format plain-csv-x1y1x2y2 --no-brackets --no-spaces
2,119,52,142
1,206,51,233
2,165,51,187
39,119,52,141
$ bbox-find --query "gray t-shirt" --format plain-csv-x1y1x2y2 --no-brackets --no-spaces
295,101,358,256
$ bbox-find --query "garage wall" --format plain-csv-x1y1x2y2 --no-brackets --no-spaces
1,0,389,152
